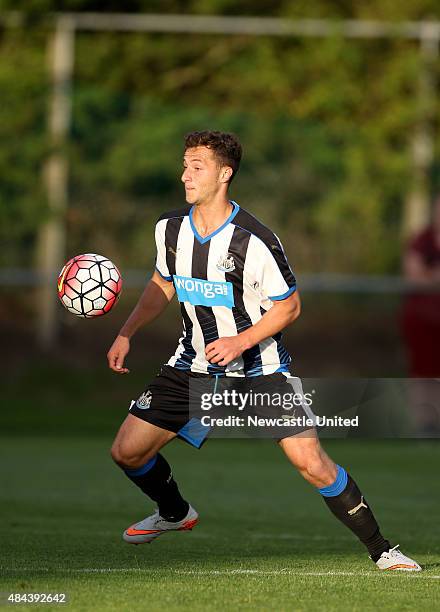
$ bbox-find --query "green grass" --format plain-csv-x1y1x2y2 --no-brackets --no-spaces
1,436,439,611
0,363,155,437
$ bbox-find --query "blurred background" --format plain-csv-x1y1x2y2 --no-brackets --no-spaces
1,1,440,437
2,10,439,605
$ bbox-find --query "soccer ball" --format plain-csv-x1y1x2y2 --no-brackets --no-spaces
57,253,122,318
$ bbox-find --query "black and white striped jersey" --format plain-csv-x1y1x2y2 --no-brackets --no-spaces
155,201,296,377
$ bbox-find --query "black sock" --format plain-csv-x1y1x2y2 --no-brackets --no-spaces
123,454,189,522
319,465,390,562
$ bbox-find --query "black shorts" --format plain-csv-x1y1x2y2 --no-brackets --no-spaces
129,365,314,448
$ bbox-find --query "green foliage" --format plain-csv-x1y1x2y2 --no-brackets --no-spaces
1,3,440,272
0,28,48,266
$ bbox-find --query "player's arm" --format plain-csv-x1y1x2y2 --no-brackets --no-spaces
206,291,301,367
107,271,175,374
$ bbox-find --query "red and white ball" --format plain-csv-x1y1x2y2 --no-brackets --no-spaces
57,253,122,318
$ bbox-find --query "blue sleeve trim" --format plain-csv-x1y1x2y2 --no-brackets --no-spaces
155,266,173,282
318,465,348,497
269,284,297,301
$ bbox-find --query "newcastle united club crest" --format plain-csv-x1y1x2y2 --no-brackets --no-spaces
216,254,235,272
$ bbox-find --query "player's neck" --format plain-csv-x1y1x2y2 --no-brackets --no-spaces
192,196,233,238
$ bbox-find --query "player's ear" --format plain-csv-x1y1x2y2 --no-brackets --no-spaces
220,166,233,183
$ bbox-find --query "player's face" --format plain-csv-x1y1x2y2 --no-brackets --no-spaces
181,146,228,204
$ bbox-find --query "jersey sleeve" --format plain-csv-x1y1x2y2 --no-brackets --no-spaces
154,220,173,281
255,237,297,301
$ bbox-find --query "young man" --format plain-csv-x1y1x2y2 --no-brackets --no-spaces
108,131,420,571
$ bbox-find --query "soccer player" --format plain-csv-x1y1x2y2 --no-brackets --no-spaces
108,131,421,571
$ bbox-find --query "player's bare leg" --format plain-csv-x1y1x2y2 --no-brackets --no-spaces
111,413,175,468
278,430,421,571
111,415,198,544
277,429,336,487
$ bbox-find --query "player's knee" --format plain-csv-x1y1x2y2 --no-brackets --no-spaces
110,441,123,465
110,442,154,469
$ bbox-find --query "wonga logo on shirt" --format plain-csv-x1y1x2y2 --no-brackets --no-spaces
173,275,234,308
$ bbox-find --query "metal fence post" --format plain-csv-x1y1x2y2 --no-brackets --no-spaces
35,15,75,350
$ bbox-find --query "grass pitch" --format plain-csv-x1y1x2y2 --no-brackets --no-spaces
1,436,439,611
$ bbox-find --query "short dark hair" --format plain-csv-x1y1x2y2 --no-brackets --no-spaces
184,130,242,182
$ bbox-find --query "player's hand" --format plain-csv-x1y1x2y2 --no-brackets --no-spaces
107,335,130,374
205,336,248,366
